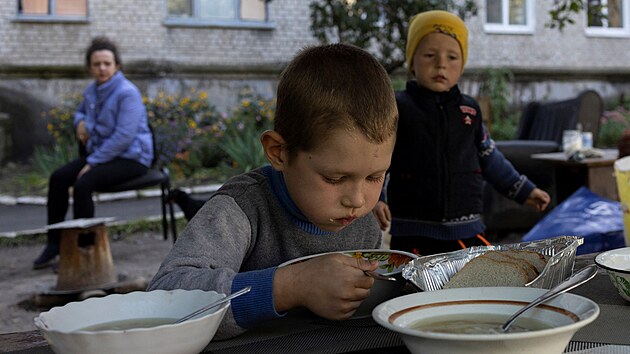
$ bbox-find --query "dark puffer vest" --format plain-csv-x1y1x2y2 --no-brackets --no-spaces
387,81,485,222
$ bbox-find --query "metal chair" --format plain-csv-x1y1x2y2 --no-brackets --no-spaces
94,124,177,242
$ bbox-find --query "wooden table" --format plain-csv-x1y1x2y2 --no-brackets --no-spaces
531,149,618,203
2,253,629,354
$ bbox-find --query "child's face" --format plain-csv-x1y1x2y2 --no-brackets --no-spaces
281,128,394,233
411,32,463,92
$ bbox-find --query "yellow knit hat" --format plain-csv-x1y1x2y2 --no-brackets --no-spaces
405,10,468,73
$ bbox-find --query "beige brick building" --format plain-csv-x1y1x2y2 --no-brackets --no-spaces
1,0,630,161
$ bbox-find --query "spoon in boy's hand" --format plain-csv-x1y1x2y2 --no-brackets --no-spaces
364,270,397,282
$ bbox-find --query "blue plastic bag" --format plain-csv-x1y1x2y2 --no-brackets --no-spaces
522,187,625,255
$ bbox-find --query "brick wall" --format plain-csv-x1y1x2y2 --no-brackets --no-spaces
0,0,316,68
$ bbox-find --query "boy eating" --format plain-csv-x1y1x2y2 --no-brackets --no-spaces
149,43,398,339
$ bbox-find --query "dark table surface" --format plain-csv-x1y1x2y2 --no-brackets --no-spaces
2,253,629,354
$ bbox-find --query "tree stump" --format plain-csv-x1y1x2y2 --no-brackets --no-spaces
48,218,117,291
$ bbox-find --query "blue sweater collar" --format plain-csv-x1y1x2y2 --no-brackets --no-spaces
90,71,124,103
265,165,333,236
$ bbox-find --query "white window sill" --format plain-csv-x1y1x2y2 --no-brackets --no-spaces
13,15,89,23
483,24,534,35
585,28,630,38
163,18,275,30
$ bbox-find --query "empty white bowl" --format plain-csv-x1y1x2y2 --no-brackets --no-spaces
34,289,229,354
372,286,599,354
595,246,630,302
279,249,417,318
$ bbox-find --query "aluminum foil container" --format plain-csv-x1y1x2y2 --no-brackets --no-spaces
402,236,584,291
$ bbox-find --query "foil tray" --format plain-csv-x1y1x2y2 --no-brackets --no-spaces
402,236,584,291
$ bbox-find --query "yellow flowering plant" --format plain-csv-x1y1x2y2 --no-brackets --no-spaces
219,93,275,173
33,94,83,176
144,90,224,178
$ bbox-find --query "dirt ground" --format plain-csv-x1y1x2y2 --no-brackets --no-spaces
0,231,172,335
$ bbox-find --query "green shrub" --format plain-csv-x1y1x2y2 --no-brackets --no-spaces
478,68,514,121
491,111,520,141
219,94,275,173
598,107,630,147
32,94,82,176
145,90,225,178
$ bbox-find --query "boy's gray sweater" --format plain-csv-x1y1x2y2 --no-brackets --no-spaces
148,167,382,338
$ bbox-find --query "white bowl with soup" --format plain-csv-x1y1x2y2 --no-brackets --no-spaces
372,287,599,354
35,289,229,354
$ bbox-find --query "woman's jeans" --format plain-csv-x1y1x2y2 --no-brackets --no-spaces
46,157,148,247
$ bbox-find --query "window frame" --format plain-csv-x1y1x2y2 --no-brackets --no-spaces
163,0,275,30
483,0,535,35
585,0,630,38
14,0,89,23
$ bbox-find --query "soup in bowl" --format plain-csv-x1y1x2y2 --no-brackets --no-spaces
372,286,599,354
35,289,229,354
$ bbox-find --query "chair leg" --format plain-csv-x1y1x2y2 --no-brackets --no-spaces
168,196,177,243
160,185,168,241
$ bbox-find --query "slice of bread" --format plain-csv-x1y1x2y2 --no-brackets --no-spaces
442,250,549,289
483,251,539,279
443,256,530,289
503,250,549,273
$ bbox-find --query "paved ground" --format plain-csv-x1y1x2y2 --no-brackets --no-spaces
0,231,173,335
0,190,211,335
0,190,215,237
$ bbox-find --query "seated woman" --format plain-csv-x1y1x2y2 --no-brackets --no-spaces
33,36,153,269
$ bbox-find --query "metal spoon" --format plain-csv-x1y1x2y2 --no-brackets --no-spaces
500,264,598,332
174,286,251,324
364,270,397,282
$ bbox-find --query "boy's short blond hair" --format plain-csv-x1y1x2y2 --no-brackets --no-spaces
274,43,398,157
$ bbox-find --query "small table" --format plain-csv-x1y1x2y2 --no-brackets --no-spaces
531,149,618,203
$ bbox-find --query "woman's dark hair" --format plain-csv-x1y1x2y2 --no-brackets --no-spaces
85,36,122,68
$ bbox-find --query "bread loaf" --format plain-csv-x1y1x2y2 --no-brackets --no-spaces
442,250,549,289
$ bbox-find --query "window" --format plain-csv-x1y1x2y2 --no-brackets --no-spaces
585,0,630,37
18,0,87,19
165,0,272,29
484,0,534,34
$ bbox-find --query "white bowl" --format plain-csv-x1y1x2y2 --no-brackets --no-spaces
595,246,630,302
372,287,599,354
279,249,417,318
34,289,229,354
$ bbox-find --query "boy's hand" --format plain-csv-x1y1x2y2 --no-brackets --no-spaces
273,253,378,320
372,201,391,231
525,188,551,212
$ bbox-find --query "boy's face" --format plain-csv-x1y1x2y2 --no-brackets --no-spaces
411,32,463,92
280,128,394,233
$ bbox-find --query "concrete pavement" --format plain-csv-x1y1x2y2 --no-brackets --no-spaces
0,185,219,238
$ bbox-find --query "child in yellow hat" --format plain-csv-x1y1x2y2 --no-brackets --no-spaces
372,10,551,255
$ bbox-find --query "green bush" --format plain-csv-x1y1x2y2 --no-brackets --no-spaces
598,107,630,147
219,94,275,173
491,111,520,141
145,90,225,178
32,94,82,176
